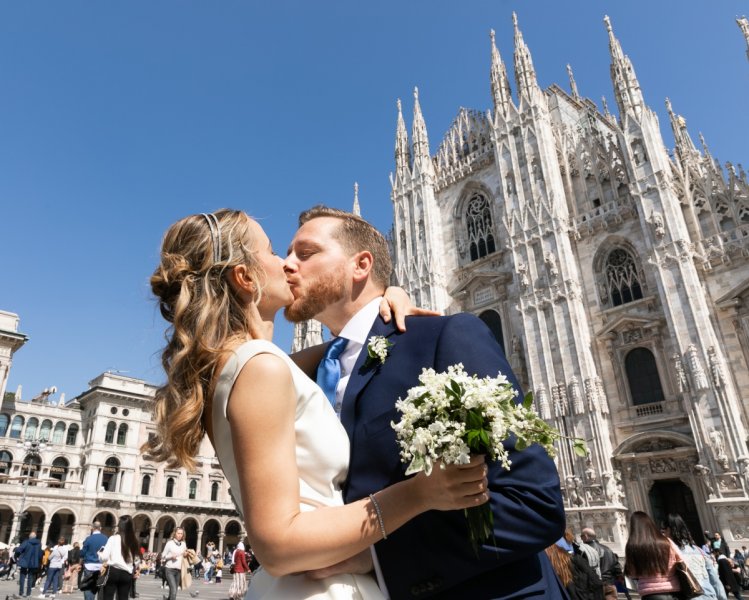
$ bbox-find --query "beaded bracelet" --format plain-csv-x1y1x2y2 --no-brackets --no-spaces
369,493,388,540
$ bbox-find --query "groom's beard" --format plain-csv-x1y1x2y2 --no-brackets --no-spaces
284,272,345,323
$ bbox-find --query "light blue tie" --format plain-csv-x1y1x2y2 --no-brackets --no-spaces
316,336,348,408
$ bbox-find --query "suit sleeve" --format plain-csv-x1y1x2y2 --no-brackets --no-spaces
434,313,566,561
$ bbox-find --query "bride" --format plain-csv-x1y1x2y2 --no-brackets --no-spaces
144,209,489,599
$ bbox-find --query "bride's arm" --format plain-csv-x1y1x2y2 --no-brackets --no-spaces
288,286,439,378
227,352,488,577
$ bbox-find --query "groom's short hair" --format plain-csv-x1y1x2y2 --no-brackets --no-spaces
298,205,392,288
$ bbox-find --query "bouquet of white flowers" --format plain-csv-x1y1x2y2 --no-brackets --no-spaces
392,363,586,553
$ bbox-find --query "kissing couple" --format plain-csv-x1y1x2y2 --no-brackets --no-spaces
145,205,566,599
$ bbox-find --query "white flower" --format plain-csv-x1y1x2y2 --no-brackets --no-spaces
366,335,393,365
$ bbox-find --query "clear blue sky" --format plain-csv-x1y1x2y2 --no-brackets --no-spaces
2,1,747,402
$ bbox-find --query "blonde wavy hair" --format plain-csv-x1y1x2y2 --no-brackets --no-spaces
143,209,264,471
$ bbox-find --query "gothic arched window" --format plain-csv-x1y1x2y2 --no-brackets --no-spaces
211,481,219,502
0,450,11,478
604,248,644,307
141,474,151,496
39,419,52,441
0,414,8,437
625,348,665,406
189,479,198,500
465,193,496,262
105,422,117,444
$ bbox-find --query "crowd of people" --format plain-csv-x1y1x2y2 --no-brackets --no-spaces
544,516,749,600
1,521,255,600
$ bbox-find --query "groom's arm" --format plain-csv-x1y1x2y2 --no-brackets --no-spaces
434,313,565,561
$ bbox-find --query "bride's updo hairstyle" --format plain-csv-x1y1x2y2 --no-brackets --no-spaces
143,209,264,471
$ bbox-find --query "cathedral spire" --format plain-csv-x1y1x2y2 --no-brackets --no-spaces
512,12,540,102
411,87,433,174
738,16,749,61
601,96,611,117
566,64,580,99
394,98,410,182
666,98,698,164
604,15,645,119
352,182,361,216
490,28,513,116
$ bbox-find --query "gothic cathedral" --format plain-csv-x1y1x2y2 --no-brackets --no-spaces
389,14,749,549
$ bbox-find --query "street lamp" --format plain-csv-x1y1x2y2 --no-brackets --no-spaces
12,437,48,544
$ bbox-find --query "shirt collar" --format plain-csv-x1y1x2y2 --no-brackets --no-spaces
338,297,382,347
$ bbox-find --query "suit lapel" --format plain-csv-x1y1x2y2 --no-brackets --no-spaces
340,317,398,439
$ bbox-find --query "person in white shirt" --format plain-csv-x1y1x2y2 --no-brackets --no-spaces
41,538,68,597
97,516,140,600
160,528,186,600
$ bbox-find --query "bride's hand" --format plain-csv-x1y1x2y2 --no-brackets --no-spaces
304,549,373,580
380,286,440,332
413,455,489,511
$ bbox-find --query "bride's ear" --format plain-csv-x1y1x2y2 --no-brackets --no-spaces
228,264,256,296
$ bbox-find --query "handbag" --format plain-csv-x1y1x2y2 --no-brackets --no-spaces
674,560,704,599
96,565,110,588
79,569,99,592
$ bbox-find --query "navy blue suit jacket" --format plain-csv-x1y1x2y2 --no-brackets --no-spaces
341,313,566,600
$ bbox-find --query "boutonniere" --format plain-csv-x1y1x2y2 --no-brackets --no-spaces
365,335,393,367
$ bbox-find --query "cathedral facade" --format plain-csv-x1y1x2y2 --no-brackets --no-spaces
388,14,749,551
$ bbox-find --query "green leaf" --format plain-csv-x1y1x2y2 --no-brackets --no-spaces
516,438,527,451
573,438,588,457
523,391,533,410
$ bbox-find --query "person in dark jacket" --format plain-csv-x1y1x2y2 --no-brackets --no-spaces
80,522,108,600
715,548,743,600
14,531,42,597
582,527,623,600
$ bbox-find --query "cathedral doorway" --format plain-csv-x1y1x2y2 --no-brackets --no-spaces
479,309,504,352
649,479,702,542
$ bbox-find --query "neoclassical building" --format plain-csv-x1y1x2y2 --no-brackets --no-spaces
387,14,749,552
0,310,243,553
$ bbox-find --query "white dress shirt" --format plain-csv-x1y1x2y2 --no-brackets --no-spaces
333,295,390,598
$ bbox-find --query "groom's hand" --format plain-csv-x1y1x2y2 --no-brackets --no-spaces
304,549,373,580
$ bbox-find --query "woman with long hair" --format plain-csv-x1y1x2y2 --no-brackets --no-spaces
144,210,489,599
160,527,186,600
97,515,141,600
624,511,681,600
663,513,720,600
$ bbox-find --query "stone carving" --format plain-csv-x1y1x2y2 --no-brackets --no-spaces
650,458,677,473
708,346,726,389
517,262,529,290
585,457,599,483
695,464,716,499
566,475,585,507
709,429,730,471
738,458,749,491
553,383,569,417
686,345,709,391
651,211,665,239
546,253,559,280
584,378,599,411
595,377,609,415
622,328,643,344
673,352,690,393
631,139,647,165
569,376,584,414
536,385,550,420
603,471,624,504
634,439,676,452
718,474,739,491
532,159,544,183
506,174,516,196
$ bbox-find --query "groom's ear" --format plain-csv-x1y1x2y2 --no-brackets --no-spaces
351,250,374,282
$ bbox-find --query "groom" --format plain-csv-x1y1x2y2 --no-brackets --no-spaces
284,205,566,600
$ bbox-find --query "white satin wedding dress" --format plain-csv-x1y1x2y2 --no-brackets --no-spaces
212,339,385,600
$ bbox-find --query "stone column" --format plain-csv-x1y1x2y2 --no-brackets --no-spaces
148,527,156,553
